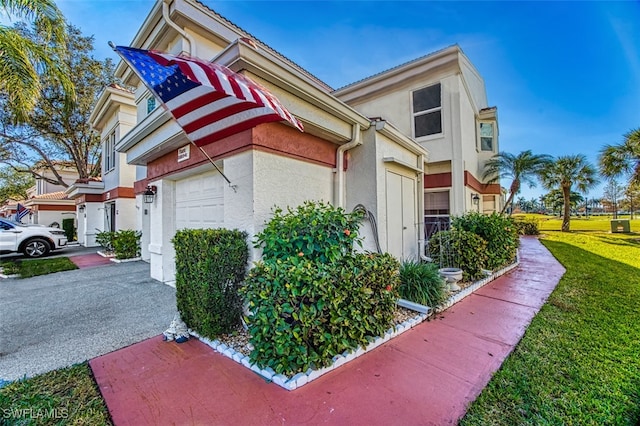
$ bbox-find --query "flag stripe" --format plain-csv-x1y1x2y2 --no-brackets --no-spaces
115,46,303,147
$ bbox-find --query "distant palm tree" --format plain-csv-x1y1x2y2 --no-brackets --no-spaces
540,154,599,232
0,0,74,122
599,128,640,186
483,150,552,215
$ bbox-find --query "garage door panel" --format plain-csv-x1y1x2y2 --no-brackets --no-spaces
175,170,224,230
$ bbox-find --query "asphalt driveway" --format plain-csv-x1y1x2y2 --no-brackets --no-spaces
0,260,176,382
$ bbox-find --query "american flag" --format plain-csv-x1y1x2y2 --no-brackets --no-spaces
15,203,29,222
114,46,304,147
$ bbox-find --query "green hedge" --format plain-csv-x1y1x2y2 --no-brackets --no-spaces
243,201,398,376
513,217,540,235
452,212,519,271
243,252,398,376
428,229,488,282
173,229,248,338
112,229,141,259
62,218,75,242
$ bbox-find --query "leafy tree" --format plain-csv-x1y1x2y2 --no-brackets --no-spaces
0,24,115,186
542,189,584,216
599,128,640,186
0,167,34,203
483,150,552,215
0,0,74,123
540,155,598,231
602,179,625,219
620,184,640,219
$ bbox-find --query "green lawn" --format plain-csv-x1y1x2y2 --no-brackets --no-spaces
513,213,640,233
461,230,640,425
0,363,111,425
1,257,78,278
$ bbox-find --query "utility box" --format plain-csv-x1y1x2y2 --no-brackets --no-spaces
610,219,631,233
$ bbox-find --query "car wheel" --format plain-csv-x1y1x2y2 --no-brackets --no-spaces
23,238,51,258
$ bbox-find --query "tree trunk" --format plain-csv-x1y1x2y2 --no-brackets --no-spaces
562,186,571,232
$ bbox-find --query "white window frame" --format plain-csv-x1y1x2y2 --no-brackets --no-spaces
478,121,496,152
104,131,116,173
412,83,443,139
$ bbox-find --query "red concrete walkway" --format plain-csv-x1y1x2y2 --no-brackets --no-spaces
69,253,113,269
90,237,565,425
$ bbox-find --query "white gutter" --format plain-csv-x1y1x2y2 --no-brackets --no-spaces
334,123,361,208
162,0,195,56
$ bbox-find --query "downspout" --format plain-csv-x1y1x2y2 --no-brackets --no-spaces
416,154,433,262
334,123,361,208
162,0,195,56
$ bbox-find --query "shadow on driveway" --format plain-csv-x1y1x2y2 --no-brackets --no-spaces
0,260,176,382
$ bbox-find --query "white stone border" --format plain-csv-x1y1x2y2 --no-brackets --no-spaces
109,257,142,263
192,258,519,391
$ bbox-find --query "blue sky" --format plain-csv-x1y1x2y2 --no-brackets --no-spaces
55,0,640,201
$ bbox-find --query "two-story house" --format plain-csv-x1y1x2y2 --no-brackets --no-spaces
334,47,501,236
65,84,140,247
94,0,499,285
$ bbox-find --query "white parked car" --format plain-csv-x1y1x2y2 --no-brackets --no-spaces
0,218,68,258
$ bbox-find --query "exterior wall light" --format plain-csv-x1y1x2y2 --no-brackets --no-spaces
472,193,480,206
143,185,157,204
78,205,85,212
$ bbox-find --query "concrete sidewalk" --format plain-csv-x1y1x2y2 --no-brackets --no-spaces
90,237,565,425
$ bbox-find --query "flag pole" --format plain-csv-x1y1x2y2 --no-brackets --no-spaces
192,142,237,193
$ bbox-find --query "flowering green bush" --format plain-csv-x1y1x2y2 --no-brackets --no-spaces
243,201,399,375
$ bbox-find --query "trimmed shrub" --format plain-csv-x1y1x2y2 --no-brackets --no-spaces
112,229,141,259
255,200,363,263
452,212,519,271
428,229,488,282
95,230,115,252
243,252,399,376
243,201,398,375
399,260,447,307
513,217,540,235
173,229,248,338
62,218,75,242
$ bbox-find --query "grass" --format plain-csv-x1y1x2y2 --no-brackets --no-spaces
460,230,640,425
513,213,640,233
2,257,78,278
0,363,112,425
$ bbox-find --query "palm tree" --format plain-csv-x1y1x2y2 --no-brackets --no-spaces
0,0,74,122
599,128,640,186
483,150,552,215
540,154,599,232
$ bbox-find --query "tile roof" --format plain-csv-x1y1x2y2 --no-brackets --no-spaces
31,191,69,200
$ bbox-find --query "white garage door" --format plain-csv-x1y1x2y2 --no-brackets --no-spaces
175,170,224,230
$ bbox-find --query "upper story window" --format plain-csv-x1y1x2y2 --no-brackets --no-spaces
104,131,116,172
147,96,156,114
479,122,495,152
412,83,442,138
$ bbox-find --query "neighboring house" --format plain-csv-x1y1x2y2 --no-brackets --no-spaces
18,163,78,228
94,0,500,285
66,84,140,247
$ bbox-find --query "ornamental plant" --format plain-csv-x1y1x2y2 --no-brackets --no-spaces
398,260,447,307
451,212,519,271
111,229,142,260
254,200,363,263
243,201,399,376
